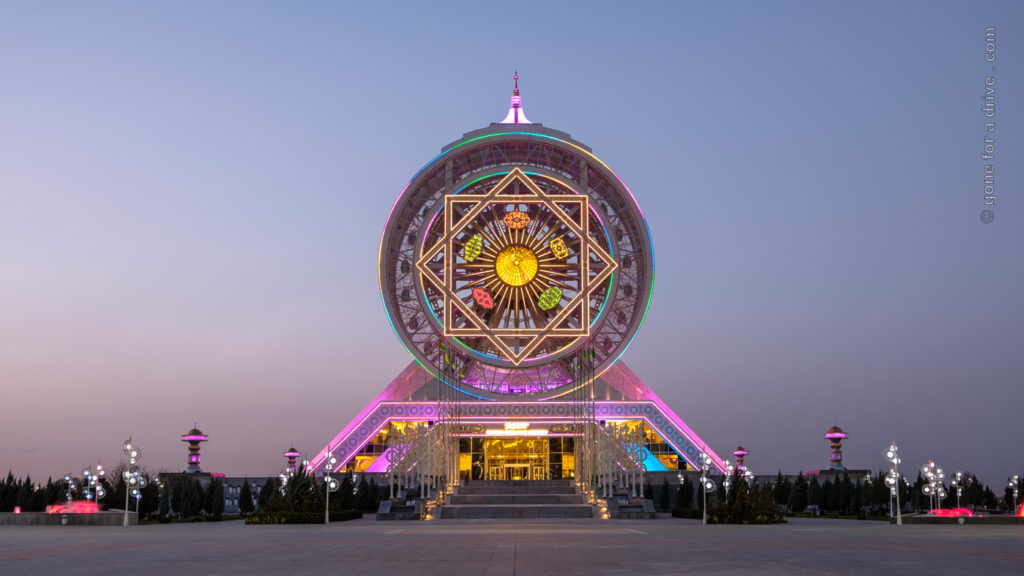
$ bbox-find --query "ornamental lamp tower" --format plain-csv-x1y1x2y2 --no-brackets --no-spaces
284,446,302,474
182,426,208,473
825,425,848,470
733,446,748,471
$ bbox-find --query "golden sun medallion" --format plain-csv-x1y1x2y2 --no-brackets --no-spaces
494,245,538,287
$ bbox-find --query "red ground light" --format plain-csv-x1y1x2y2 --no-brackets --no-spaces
46,501,99,514
928,508,975,518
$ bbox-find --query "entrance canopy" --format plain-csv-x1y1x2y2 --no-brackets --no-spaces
308,360,726,475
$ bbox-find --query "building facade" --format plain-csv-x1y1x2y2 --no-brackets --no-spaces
307,77,727,483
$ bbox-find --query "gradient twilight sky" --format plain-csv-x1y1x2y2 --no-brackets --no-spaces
2,1,1022,488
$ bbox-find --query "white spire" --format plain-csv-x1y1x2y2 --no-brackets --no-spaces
499,70,531,125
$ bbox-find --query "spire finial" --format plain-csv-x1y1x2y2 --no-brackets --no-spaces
499,70,531,125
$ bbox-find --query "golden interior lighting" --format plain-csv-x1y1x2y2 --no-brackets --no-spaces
494,245,538,287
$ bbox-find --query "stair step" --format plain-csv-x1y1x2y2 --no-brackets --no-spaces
438,480,592,519
439,504,593,519
457,480,577,495
449,494,587,505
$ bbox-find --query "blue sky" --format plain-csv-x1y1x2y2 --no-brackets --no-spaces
1,1,1022,488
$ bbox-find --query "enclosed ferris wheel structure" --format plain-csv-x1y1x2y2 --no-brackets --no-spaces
310,76,725,481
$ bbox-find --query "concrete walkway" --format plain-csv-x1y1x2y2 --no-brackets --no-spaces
1,516,1022,575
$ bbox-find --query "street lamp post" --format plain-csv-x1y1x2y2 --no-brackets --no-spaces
122,438,142,526
920,460,946,511
699,452,717,525
722,458,734,495
1009,474,1020,513
883,442,903,525
324,450,339,524
951,471,964,509
82,462,106,504
63,473,76,502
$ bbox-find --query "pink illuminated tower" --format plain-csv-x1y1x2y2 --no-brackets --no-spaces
284,446,301,474
182,426,208,473
825,425,848,470
733,446,748,471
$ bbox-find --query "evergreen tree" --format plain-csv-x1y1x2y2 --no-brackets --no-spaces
182,479,203,517
139,476,159,518
170,478,186,516
158,484,170,518
369,478,381,511
822,479,835,512
911,472,925,511
43,478,62,510
259,478,285,512
772,472,791,507
755,482,786,523
983,486,997,510
725,470,740,509
14,475,31,511
258,478,277,510
204,479,223,516
677,475,695,509
659,477,670,512
965,474,983,508
356,474,374,512
340,471,355,510
838,473,852,514
238,479,254,516
850,480,862,514
807,476,823,511
728,481,754,523
0,471,15,511
898,476,911,512
788,472,808,513
871,471,889,512
210,480,224,519
284,468,312,512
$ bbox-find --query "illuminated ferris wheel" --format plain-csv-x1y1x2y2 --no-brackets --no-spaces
379,77,653,398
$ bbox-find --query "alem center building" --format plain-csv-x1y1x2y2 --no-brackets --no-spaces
309,76,727,485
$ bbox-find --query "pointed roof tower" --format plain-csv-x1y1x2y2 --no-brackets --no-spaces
499,70,532,125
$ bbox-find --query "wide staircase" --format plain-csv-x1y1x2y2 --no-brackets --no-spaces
438,479,594,519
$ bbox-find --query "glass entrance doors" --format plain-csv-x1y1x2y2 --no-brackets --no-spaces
483,438,549,480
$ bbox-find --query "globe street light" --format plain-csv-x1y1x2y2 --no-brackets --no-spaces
63,473,76,502
324,450,339,524
920,460,946,511
1009,474,1020,512
883,442,903,525
722,458,734,494
951,471,964,510
699,451,717,525
82,462,106,504
122,438,142,526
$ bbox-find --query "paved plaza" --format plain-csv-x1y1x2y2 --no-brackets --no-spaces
1,516,1022,575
